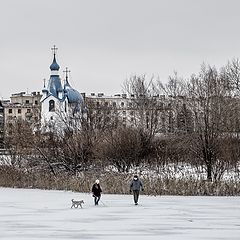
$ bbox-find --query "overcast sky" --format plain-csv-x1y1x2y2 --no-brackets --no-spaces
1,0,240,99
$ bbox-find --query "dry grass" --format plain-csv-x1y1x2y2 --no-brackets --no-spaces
0,166,239,196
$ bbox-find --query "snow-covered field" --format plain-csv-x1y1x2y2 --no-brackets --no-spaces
0,188,239,240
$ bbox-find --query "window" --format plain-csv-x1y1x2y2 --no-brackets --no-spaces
121,102,124,107
25,100,30,104
18,109,21,114
8,109,12,114
27,109,31,113
35,100,38,105
49,100,55,112
113,102,116,107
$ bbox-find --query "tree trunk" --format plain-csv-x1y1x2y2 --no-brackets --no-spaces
206,162,212,182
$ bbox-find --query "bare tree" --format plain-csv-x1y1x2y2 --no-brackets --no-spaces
157,71,191,134
223,58,240,95
123,75,162,158
157,71,186,97
4,119,35,167
97,126,142,172
85,97,120,132
186,64,236,181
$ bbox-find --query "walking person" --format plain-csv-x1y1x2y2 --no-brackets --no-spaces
130,175,144,205
92,179,102,205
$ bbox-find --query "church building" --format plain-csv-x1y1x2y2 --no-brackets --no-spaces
41,46,85,131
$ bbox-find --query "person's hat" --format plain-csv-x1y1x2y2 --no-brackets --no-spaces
95,179,100,184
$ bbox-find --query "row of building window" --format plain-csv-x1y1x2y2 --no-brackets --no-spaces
95,101,165,109
96,101,130,108
8,109,31,114
24,100,38,105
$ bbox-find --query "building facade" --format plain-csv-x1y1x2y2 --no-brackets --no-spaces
85,92,193,134
3,92,42,135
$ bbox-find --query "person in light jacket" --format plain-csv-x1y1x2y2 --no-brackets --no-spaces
130,175,144,205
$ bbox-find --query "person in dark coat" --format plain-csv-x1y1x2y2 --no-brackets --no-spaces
130,175,144,205
92,179,102,205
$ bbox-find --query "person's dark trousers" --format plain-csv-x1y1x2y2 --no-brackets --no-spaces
94,196,100,205
133,190,140,204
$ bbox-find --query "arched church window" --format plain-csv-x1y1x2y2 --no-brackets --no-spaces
49,100,55,112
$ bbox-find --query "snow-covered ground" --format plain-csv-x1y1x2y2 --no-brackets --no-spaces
0,188,239,240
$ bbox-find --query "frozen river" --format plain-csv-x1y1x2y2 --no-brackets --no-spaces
0,188,239,240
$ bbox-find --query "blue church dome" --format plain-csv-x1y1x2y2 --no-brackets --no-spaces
64,81,83,104
50,54,60,71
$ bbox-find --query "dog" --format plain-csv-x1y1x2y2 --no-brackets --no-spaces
71,199,84,208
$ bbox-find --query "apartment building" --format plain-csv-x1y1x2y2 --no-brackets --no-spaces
3,91,42,134
85,92,192,134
